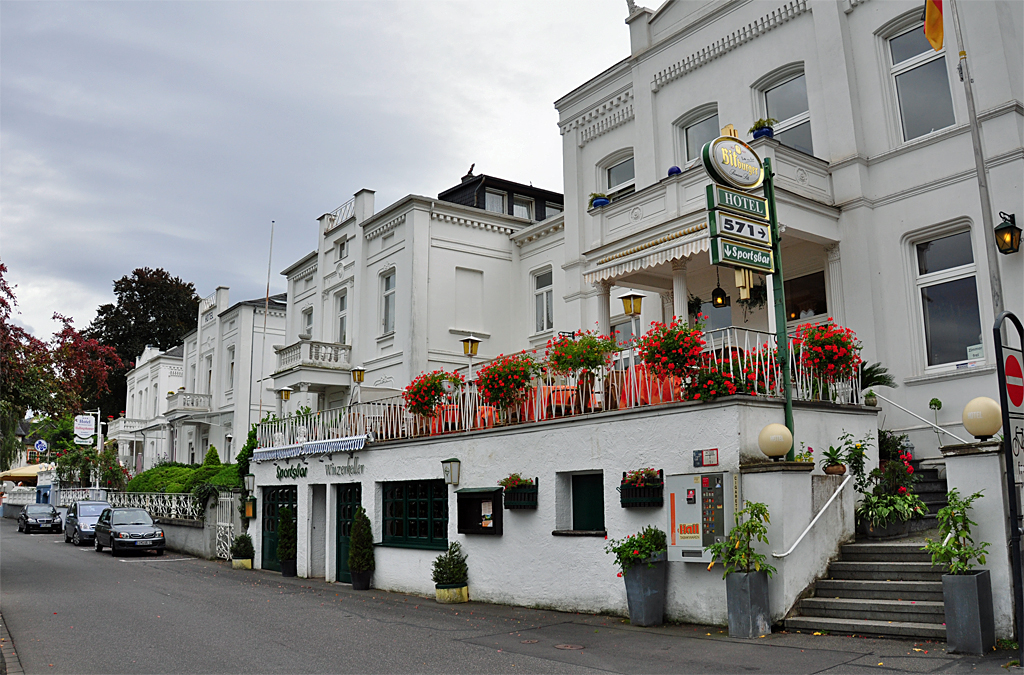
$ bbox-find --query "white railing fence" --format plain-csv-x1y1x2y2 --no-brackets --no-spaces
107,492,203,521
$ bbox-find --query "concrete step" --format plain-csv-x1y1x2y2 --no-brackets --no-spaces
915,479,947,494
909,514,938,532
829,561,943,581
841,542,931,562
784,616,946,640
797,597,944,624
814,579,944,601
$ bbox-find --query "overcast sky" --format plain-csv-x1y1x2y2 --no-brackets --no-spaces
1,0,629,340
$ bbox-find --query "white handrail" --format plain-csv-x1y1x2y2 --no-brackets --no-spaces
873,392,969,445
772,474,852,558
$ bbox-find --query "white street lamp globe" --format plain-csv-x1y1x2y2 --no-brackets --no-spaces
758,423,792,459
962,397,1001,441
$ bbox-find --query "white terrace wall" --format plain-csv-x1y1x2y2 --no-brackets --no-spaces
250,398,876,625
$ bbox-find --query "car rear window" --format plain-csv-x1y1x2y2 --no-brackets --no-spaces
79,504,109,516
112,509,153,526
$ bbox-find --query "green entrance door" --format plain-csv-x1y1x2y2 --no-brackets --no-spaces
335,483,363,583
261,485,297,572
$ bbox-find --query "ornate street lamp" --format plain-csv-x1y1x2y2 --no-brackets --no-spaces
461,335,481,381
712,268,730,308
995,212,1021,254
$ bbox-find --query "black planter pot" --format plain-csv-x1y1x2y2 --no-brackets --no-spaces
623,553,667,626
860,519,911,540
943,570,995,654
504,485,538,510
280,559,297,577
350,569,373,590
726,571,771,638
618,470,665,508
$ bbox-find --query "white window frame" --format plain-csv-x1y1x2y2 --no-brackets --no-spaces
598,149,635,203
765,75,810,148
336,238,347,262
226,346,235,391
513,196,534,221
532,268,554,335
485,190,506,215
301,307,313,336
888,23,954,143
336,291,349,345
381,270,396,336
911,228,984,371
545,202,562,218
673,103,719,167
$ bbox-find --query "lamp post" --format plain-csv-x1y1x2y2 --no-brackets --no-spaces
962,397,1002,441
276,386,292,418
461,335,481,381
619,292,644,370
351,366,365,404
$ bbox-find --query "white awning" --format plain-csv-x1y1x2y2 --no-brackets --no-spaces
252,434,369,463
583,228,710,285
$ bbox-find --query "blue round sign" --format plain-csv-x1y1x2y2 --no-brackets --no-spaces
34,439,48,453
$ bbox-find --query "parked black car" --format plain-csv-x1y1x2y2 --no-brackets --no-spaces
63,500,111,546
18,504,62,534
94,507,165,556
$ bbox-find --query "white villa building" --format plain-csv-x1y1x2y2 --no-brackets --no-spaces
176,0,1024,637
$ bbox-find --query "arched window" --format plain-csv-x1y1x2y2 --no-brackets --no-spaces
673,103,719,165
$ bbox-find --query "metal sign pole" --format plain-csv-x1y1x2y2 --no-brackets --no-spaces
994,311,1024,666
763,158,794,459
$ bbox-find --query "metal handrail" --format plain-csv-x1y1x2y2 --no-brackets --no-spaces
874,392,969,445
772,474,852,558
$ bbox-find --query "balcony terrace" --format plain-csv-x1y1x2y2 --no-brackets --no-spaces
255,326,860,453
166,391,212,414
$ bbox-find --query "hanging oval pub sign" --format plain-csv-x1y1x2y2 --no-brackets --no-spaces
701,136,764,191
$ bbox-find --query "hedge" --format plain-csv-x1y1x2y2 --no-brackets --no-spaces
125,463,242,494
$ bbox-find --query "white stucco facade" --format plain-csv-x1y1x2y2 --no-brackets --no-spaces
108,345,183,472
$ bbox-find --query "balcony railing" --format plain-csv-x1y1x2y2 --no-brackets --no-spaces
257,327,861,451
107,491,203,521
107,417,147,435
275,340,351,372
165,392,212,413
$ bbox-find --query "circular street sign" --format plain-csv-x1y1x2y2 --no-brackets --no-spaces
1006,354,1024,408
34,439,48,453
701,136,764,191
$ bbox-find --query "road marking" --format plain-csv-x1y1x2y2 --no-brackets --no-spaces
118,557,193,563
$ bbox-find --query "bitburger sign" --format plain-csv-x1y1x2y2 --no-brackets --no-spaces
701,136,764,191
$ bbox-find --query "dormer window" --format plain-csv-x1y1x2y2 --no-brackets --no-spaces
485,190,506,214
513,196,534,220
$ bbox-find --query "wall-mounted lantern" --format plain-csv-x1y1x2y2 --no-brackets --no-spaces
351,366,366,384
995,212,1021,254
619,292,644,317
441,458,461,486
278,386,292,401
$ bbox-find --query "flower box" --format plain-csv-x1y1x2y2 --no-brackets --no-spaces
504,483,538,510
618,469,664,508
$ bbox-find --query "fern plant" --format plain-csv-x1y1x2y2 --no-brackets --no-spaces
859,361,898,391
923,489,990,574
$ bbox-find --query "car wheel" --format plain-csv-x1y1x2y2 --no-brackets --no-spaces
155,548,164,556
110,539,118,556
64,528,72,543
72,530,82,546
95,537,103,552
17,522,23,533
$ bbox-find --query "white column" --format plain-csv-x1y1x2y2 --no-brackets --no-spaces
671,259,688,324
660,292,674,324
325,484,338,582
595,281,611,336
825,244,845,326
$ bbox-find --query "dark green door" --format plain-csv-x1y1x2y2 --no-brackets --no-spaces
262,485,297,572
335,483,362,583
572,473,605,531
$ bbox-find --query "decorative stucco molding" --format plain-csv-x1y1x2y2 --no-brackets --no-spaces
293,262,318,282
365,214,406,241
430,211,517,236
651,0,810,92
513,220,565,247
560,90,635,148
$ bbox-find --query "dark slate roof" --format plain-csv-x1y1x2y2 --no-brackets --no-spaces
165,345,184,358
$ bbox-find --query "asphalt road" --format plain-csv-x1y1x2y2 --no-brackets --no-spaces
0,516,1017,674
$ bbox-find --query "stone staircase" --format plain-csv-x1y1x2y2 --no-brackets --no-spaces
784,464,950,639
785,540,946,639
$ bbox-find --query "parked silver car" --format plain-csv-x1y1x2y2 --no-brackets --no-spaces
94,507,165,556
63,500,110,546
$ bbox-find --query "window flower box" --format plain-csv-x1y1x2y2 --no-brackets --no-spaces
499,474,538,510
618,468,664,508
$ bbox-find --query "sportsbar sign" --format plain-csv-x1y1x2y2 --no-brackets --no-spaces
711,238,774,273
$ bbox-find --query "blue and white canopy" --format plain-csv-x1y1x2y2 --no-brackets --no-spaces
252,434,369,463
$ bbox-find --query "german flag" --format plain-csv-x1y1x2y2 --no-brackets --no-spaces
924,0,943,51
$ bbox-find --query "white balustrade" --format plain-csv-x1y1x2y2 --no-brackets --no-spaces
275,340,351,372
166,392,212,412
4,487,36,506
107,491,203,521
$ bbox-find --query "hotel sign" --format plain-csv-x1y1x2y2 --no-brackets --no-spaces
706,184,768,221
708,209,771,248
711,238,775,273
701,137,765,191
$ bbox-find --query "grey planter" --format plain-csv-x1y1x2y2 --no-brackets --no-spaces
623,552,667,626
726,571,771,638
943,570,995,654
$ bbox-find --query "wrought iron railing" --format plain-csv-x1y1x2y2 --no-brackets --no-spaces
57,487,103,507
256,326,860,450
325,198,356,231
107,491,203,521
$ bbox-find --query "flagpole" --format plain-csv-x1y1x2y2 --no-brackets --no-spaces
946,0,1005,327
257,220,276,424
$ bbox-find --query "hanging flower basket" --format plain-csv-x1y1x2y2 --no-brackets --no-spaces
792,319,863,384
618,468,664,508
476,353,539,413
402,369,465,418
499,474,539,510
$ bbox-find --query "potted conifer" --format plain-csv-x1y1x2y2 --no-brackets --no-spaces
432,541,469,604
277,506,297,577
347,506,374,590
230,533,254,570
923,489,994,654
706,502,776,638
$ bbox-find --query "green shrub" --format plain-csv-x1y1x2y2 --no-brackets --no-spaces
208,464,243,489
431,541,468,586
348,507,375,572
163,482,184,493
923,489,990,574
230,534,255,559
191,482,220,514
605,525,667,576
203,446,221,466
125,466,195,493
182,465,222,492
277,507,297,561
705,501,776,578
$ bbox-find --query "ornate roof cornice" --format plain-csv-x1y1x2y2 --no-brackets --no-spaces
651,0,810,92
365,213,406,241
560,89,635,148
430,211,516,236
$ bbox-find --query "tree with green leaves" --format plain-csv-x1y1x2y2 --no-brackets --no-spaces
348,507,375,573
83,267,200,417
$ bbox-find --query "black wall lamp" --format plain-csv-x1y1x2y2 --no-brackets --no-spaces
995,212,1020,254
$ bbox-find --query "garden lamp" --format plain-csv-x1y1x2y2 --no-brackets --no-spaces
995,212,1021,254
758,423,792,460
461,335,481,381
962,397,1001,441
618,292,644,317
441,458,461,485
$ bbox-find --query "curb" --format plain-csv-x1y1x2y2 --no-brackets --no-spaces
0,611,24,675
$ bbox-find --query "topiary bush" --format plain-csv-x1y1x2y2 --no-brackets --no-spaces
230,533,255,560
203,445,221,466
348,507,374,572
277,507,297,562
431,541,468,586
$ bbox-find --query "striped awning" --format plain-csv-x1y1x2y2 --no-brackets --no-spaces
252,434,369,463
583,227,709,285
